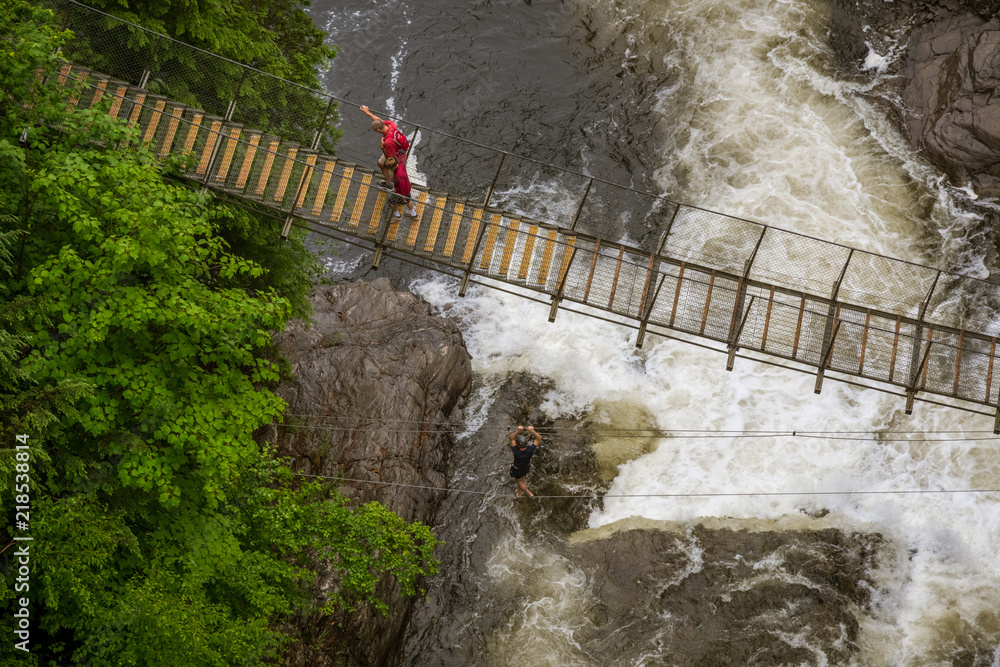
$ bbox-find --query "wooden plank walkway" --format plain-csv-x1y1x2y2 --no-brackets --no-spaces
55,63,1000,428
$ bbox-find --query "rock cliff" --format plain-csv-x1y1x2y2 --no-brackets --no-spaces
901,7,1000,199
271,278,472,666
831,0,1000,200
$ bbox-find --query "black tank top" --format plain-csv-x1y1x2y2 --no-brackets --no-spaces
512,444,536,466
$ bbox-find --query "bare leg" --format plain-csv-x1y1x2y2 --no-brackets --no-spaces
516,477,533,498
377,155,393,185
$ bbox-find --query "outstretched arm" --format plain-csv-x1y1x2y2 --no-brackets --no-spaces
360,105,383,123
526,425,541,446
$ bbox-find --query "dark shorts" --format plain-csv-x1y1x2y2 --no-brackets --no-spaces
509,464,530,479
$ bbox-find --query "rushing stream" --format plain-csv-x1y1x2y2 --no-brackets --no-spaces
312,0,1000,664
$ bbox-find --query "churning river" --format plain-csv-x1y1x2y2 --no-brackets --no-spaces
312,0,1000,664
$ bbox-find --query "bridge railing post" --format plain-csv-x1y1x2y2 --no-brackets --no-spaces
661,202,682,246
279,147,318,238
459,210,491,297
200,66,248,192
404,125,419,162
457,154,508,296
635,203,684,348
634,230,671,348
726,226,766,370
904,269,941,413
371,202,397,269
310,96,337,152
815,248,853,394
569,178,594,232
635,274,666,349
548,237,579,323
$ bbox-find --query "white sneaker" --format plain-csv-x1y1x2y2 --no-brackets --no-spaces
393,211,401,218
406,207,418,217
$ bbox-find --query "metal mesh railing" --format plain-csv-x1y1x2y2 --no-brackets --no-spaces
41,0,1000,424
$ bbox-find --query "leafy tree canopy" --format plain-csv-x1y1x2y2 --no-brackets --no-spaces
71,0,333,85
0,4,436,665
47,0,342,149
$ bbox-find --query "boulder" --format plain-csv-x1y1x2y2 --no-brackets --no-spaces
901,12,1000,198
272,278,472,666
566,522,884,666
829,0,1000,199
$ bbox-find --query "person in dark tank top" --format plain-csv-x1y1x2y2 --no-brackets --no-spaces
508,425,541,499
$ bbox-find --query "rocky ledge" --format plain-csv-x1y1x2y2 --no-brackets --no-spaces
270,278,472,666
831,0,1000,200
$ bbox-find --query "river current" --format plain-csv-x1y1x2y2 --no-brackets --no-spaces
311,0,1000,664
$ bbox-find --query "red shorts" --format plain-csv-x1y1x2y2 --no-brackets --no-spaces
393,163,411,198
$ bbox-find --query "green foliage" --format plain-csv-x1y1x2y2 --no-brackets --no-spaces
59,0,333,85
0,226,28,422
0,5,438,664
0,6,94,446
214,205,324,320
246,465,440,617
48,0,342,150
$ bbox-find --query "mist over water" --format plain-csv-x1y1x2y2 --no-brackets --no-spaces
315,0,1000,663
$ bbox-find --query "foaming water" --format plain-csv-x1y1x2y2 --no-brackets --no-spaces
485,535,595,664
571,0,985,268
412,0,1000,663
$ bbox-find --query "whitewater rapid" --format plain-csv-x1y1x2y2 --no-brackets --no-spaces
408,0,1000,663
315,0,1000,661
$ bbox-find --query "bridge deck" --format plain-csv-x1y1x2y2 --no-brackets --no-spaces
55,63,1000,427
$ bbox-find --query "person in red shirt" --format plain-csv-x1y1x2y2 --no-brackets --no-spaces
360,105,410,187
383,156,417,219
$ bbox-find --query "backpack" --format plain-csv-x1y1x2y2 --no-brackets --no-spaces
389,126,409,155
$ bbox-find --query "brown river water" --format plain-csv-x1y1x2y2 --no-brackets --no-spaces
310,1,1000,664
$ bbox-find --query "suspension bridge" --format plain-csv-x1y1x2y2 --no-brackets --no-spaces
43,1,1000,431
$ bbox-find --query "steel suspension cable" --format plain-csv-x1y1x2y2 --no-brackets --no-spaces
277,415,1000,441
291,472,1000,500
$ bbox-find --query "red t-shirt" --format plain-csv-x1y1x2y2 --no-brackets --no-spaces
381,120,402,159
393,162,411,198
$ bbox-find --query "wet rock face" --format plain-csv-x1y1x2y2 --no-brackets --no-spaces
272,278,472,667
901,12,1000,198
274,277,472,523
401,372,604,667
828,0,1000,199
571,525,883,666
